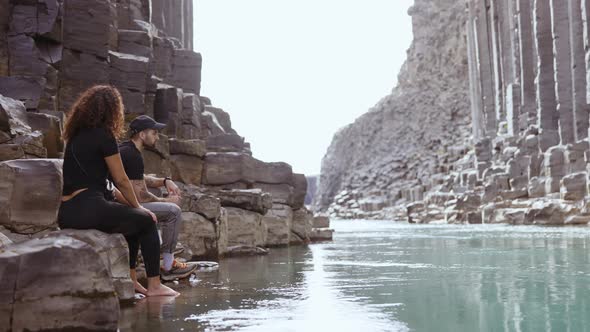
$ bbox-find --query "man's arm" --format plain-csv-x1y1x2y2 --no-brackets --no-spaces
145,174,181,196
130,179,164,203
144,175,165,188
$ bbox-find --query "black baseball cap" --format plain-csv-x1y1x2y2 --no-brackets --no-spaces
129,115,166,135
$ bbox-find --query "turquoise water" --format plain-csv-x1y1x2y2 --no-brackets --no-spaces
120,220,590,332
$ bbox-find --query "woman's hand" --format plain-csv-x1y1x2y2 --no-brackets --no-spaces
140,206,158,223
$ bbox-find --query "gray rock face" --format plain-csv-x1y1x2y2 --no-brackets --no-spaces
263,203,292,247
205,188,272,215
0,1,327,292
225,207,266,248
0,159,62,234
203,152,293,185
178,211,225,259
316,0,590,228
315,0,470,218
291,207,313,244
43,229,134,301
0,236,119,331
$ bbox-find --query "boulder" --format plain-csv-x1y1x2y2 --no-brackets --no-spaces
225,245,268,257
141,149,170,178
43,229,134,301
183,190,221,220
0,76,45,110
290,173,307,209
225,207,266,248
560,172,587,201
152,36,174,79
26,112,63,158
201,111,227,135
291,208,313,244
117,29,152,58
0,144,24,161
525,199,578,225
203,152,293,185
528,176,546,198
169,49,202,94
206,189,272,215
467,212,482,224
7,34,48,77
310,228,334,242
8,0,60,37
13,131,47,157
169,154,203,185
178,212,220,259
252,183,295,206
59,49,109,113
203,106,234,133
63,0,116,58
206,134,246,153
0,159,62,234
216,207,229,257
181,93,202,128
0,236,119,332
312,215,330,228
109,51,149,92
154,84,182,137
169,138,206,157
263,204,292,247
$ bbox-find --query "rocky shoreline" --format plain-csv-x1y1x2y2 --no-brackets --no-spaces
0,0,333,331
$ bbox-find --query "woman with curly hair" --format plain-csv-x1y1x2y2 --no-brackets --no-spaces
58,85,178,297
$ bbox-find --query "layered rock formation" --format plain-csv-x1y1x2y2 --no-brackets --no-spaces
315,0,471,219
318,0,590,227
0,0,327,330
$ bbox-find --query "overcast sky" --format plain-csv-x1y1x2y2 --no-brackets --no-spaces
194,0,414,176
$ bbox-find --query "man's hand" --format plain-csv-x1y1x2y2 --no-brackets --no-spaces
165,179,181,196
165,194,181,206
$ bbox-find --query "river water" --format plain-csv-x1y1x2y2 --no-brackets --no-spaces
119,220,590,332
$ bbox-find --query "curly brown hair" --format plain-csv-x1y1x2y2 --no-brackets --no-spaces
63,85,125,141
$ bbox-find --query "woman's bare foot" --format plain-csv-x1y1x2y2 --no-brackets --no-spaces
146,283,179,297
134,281,148,295
130,269,148,295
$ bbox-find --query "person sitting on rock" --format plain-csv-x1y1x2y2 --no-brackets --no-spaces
57,85,179,297
112,115,197,281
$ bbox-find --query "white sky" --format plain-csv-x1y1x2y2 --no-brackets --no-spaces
194,0,414,175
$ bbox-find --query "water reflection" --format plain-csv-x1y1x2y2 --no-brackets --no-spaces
330,222,590,332
120,222,590,332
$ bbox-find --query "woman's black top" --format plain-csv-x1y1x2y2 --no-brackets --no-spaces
62,127,119,195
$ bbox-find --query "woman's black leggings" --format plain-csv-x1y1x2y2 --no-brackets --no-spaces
57,189,161,278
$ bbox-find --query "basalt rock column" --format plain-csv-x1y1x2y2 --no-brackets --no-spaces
518,0,538,128
478,0,498,137
550,0,575,144
467,0,485,140
582,0,590,108
568,0,589,140
490,0,506,129
534,0,559,150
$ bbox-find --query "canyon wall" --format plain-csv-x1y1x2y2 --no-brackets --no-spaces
319,0,590,227
315,0,471,219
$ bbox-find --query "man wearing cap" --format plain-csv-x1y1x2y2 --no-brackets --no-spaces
115,115,196,280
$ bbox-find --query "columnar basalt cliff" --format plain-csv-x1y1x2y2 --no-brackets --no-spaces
319,0,590,227
0,1,332,330
315,0,471,219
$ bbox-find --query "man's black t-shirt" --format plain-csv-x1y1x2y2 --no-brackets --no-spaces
119,141,144,180
62,127,119,195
